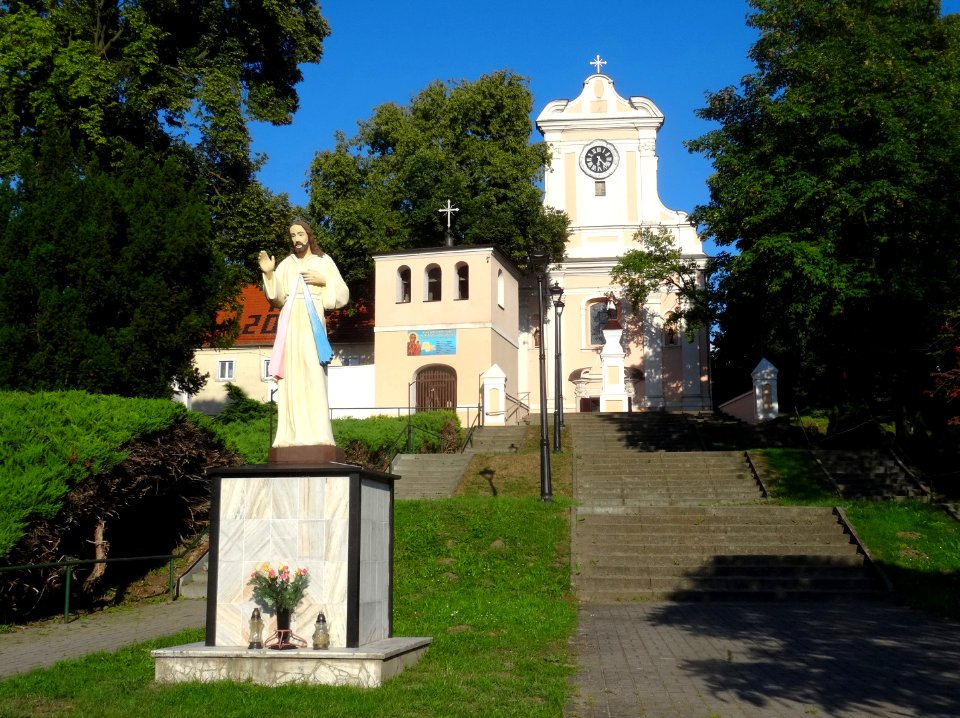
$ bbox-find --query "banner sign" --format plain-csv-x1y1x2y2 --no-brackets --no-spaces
406,329,456,356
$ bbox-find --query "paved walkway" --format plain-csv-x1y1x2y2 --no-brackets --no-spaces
0,599,205,679
564,600,960,718
3,591,959,718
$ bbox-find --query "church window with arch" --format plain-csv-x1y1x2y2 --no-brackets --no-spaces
425,264,442,302
397,266,411,303
456,262,469,300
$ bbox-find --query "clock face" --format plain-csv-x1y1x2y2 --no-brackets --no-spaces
579,141,619,178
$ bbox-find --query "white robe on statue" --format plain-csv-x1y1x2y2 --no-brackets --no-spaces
263,252,349,447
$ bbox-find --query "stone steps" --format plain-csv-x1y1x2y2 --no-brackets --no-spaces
390,454,471,500
813,449,927,500
563,412,703,452
572,506,884,602
390,425,532,500
462,425,529,453
585,554,867,570
574,446,763,506
570,413,887,602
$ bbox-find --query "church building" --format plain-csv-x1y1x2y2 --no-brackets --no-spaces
370,61,711,421
187,62,712,420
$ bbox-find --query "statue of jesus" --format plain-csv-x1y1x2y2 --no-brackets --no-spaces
258,220,349,463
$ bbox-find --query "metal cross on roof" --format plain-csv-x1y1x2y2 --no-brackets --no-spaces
438,199,459,229
590,54,607,74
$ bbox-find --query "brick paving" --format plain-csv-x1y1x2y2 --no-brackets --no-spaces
565,600,960,718
0,599,205,680
566,414,960,718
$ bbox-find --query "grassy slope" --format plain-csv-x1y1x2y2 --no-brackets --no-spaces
756,447,960,618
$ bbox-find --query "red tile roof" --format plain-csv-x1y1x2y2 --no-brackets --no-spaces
220,284,373,347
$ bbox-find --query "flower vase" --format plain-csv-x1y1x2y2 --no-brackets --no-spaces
276,609,291,633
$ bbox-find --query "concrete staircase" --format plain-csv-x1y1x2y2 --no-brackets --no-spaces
569,412,761,507
573,506,883,601
391,424,530,500
391,453,473,500
565,411,703,452
570,412,887,602
813,449,928,501
575,450,762,507
461,424,529,453
177,553,209,599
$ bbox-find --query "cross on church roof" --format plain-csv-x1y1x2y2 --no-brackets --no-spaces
590,54,607,74
438,199,459,229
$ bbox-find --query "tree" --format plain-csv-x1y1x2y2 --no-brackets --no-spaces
0,0,329,395
687,0,960,420
307,71,569,295
0,134,236,397
0,0,329,265
611,226,717,340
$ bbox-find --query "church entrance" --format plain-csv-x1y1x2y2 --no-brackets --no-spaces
415,365,457,411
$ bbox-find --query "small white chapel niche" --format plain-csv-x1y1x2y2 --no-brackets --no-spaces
752,358,779,422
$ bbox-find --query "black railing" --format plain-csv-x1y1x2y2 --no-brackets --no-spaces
0,529,208,623
504,392,530,425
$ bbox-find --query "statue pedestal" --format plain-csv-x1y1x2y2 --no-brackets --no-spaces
153,462,432,687
267,445,345,465
204,463,396,649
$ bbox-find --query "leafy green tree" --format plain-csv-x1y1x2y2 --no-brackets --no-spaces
307,71,569,295
0,135,236,397
611,227,717,339
0,0,328,265
687,0,960,421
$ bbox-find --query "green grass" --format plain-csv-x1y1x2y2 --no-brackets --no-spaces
756,447,960,620
752,448,838,504
458,426,573,499
0,497,577,717
843,500,960,619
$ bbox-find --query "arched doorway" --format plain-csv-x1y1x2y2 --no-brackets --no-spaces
415,365,457,411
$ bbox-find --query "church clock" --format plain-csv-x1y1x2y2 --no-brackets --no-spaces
579,140,619,179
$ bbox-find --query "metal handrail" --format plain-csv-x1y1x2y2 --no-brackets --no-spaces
458,378,484,453
504,392,530,425
0,528,208,624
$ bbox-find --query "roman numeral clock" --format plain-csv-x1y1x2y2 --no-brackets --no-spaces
579,140,619,179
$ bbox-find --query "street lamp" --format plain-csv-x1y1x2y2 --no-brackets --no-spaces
548,281,564,452
531,250,552,502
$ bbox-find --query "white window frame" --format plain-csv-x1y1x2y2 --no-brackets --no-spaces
217,360,235,382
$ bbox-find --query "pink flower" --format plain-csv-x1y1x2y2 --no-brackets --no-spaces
268,569,276,579
280,571,290,582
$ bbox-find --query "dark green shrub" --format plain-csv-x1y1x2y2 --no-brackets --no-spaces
0,391,186,557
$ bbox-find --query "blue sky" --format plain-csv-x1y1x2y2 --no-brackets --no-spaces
251,0,960,224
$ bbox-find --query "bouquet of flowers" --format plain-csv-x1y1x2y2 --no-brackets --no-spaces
248,562,310,613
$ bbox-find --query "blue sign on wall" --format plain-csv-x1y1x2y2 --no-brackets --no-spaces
406,329,457,356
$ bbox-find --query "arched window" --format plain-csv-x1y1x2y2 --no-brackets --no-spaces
397,266,411,303
497,269,505,308
425,265,441,301
456,262,469,300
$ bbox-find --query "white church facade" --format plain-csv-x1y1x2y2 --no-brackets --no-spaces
188,64,712,421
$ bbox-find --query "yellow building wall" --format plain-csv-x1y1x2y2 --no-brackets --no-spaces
373,246,520,418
